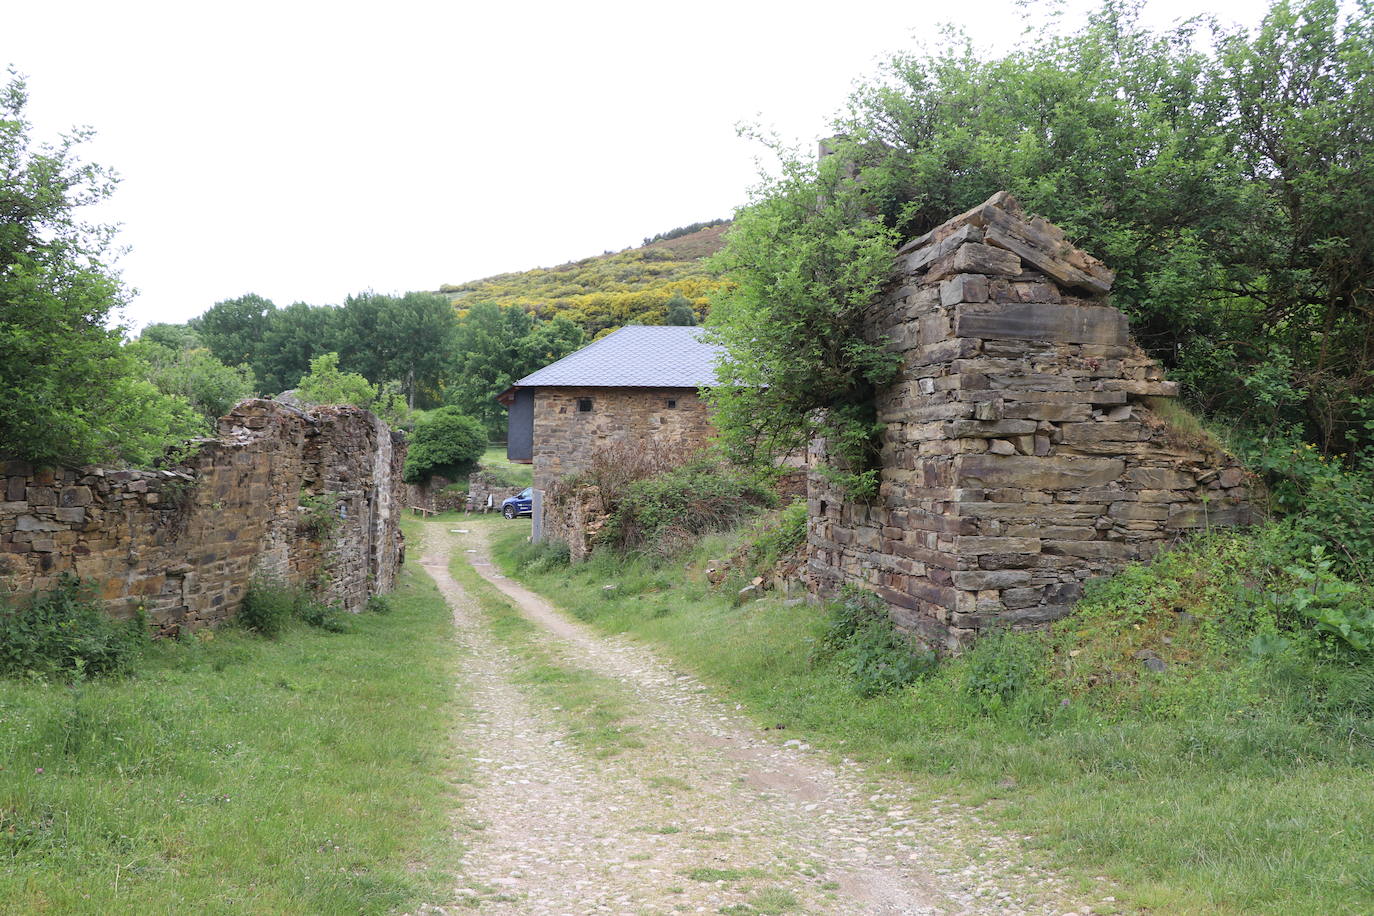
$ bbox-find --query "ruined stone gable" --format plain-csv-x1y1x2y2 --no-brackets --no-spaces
0,399,405,633
807,192,1257,651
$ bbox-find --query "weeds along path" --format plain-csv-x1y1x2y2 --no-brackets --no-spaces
417,521,1085,916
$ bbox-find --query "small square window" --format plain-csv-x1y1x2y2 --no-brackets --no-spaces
577,397,593,412
666,399,677,409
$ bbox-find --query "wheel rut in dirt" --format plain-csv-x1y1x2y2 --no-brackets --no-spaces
416,521,1085,915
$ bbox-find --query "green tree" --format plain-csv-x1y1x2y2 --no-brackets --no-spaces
837,0,1373,455
0,71,203,466
128,327,256,426
255,301,339,395
445,303,585,438
190,293,276,370
706,144,899,498
334,290,457,409
294,352,407,427
664,294,697,326
402,406,486,484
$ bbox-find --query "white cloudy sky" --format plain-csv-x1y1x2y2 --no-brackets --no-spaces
4,0,1269,330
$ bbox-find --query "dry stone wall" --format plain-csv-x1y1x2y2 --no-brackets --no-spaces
808,192,1257,651
0,399,405,633
532,387,712,492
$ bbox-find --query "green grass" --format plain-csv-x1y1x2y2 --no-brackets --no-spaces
445,538,640,756
476,446,532,489
0,549,464,914
488,516,1374,916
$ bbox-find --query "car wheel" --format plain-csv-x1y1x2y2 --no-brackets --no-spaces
503,505,517,519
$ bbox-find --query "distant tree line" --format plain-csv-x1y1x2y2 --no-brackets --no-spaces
641,218,729,247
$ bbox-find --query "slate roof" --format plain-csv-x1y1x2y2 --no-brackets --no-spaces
510,325,722,390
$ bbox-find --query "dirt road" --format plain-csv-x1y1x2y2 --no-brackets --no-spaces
417,522,1088,915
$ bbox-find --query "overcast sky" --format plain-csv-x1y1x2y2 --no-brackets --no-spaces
4,0,1269,330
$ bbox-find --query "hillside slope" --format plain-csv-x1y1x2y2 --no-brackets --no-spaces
439,224,732,337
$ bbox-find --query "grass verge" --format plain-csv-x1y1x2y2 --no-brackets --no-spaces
0,552,463,915
488,516,1374,916
444,533,641,757
477,446,532,489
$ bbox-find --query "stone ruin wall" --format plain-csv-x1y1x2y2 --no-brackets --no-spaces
807,192,1258,651
0,399,406,634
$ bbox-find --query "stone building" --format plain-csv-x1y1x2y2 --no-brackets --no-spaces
498,325,720,533
808,192,1256,651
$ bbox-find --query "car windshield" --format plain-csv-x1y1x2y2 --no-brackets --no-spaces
520,488,531,498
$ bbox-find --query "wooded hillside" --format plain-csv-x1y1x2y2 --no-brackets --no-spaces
439,223,730,337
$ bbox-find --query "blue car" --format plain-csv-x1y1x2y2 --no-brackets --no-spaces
501,487,533,519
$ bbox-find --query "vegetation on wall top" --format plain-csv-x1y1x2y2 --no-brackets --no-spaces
707,0,1374,505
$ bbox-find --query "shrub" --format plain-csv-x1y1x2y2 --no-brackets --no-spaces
366,594,393,614
602,458,773,555
820,588,935,697
1243,432,1374,575
293,599,350,634
236,581,296,637
238,579,350,637
1271,546,1374,655
0,576,147,680
556,439,685,502
403,407,486,484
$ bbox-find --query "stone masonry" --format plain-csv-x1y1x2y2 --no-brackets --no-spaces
532,386,713,492
807,192,1257,651
0,399,406,633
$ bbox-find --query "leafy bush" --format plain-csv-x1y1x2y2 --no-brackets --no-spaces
602,458,773,555
295,352,408,427
293,599,350,634
820,588,935,697
236,581,296,637
402,406,486,484
0,576,147,679
1271,547,1374,654
366,594,393,614
733,499,809,577
752,499,807,559
238,580,349,637
706,145,900,501
1243,432,1374,575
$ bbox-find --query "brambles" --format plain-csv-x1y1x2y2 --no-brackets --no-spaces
238,579,349,637
0,576,147,680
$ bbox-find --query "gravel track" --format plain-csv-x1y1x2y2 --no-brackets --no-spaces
415,522,1091,915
